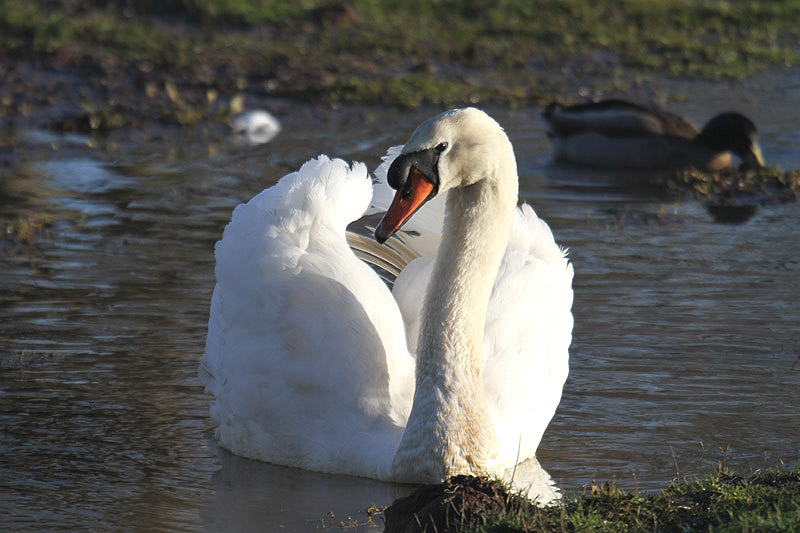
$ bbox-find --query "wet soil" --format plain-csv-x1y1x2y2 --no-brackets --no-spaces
383,475,514,533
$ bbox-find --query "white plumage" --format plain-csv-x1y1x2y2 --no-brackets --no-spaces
201,108,573,501
232,110,281,145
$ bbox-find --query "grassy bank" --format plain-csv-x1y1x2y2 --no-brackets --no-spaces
499,467,800,532
1,0,800,127
383,467,800,532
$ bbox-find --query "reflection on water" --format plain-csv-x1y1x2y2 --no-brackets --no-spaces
203,449,413,531
706,204,759,224
1,93,799,530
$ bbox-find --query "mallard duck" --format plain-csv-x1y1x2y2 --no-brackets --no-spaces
542,99,764,171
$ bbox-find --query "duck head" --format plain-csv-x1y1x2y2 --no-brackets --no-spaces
700,113,765,169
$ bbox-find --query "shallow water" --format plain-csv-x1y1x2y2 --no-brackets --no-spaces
2,82,799,530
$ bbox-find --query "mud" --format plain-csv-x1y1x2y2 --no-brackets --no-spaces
384,475,516,533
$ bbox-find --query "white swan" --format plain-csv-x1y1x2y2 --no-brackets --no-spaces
201,108,573,495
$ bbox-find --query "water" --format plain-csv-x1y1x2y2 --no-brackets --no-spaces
2,83,799,530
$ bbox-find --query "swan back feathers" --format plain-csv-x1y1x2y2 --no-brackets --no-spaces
252,156,371,234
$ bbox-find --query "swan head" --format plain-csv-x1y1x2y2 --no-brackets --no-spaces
375,107,513,243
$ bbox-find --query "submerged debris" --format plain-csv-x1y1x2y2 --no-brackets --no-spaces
674,165,800,207
1,213,51,256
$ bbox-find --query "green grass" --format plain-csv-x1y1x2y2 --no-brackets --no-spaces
515,468,800,532
1,0,800,114
417,467,800,532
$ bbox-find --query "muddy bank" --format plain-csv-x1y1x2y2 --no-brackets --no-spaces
383,475,517,533
382,469,800,532
2,0,800,135
2,2,799,208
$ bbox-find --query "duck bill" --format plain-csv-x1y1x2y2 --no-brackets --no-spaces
375,168,436,244
740,144,765,170
750,143,765,167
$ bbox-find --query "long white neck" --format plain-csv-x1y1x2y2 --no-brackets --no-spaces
391,147,518,483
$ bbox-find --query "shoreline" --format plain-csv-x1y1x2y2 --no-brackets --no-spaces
2,1,799,135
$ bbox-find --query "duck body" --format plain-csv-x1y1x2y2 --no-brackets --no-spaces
542,99,764,171
201,109,573,493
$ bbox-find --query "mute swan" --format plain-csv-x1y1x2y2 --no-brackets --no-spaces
542,99,764,171
201,108,573,495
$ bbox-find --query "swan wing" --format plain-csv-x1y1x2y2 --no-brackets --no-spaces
483,204,573,465
201,156,413,479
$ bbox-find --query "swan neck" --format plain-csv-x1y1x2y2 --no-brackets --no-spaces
391,151,518,482
422,181,515,375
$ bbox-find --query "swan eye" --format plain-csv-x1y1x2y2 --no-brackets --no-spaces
435,142,448,154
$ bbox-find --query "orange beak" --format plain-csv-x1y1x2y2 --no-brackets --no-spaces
375,167,436,243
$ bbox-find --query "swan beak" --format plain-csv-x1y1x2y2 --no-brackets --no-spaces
375,167,436,244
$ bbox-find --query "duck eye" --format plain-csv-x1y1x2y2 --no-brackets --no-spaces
435,142,448,154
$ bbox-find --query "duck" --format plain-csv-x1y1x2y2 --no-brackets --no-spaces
541,99,765,171
200,108,573,498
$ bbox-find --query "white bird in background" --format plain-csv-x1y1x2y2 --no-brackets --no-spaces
201,108,573,501
232,109,281,145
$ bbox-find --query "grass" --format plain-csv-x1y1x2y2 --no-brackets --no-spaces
509,467,800,532
385,467,800,532
1,0,800,121
2,2,798,210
